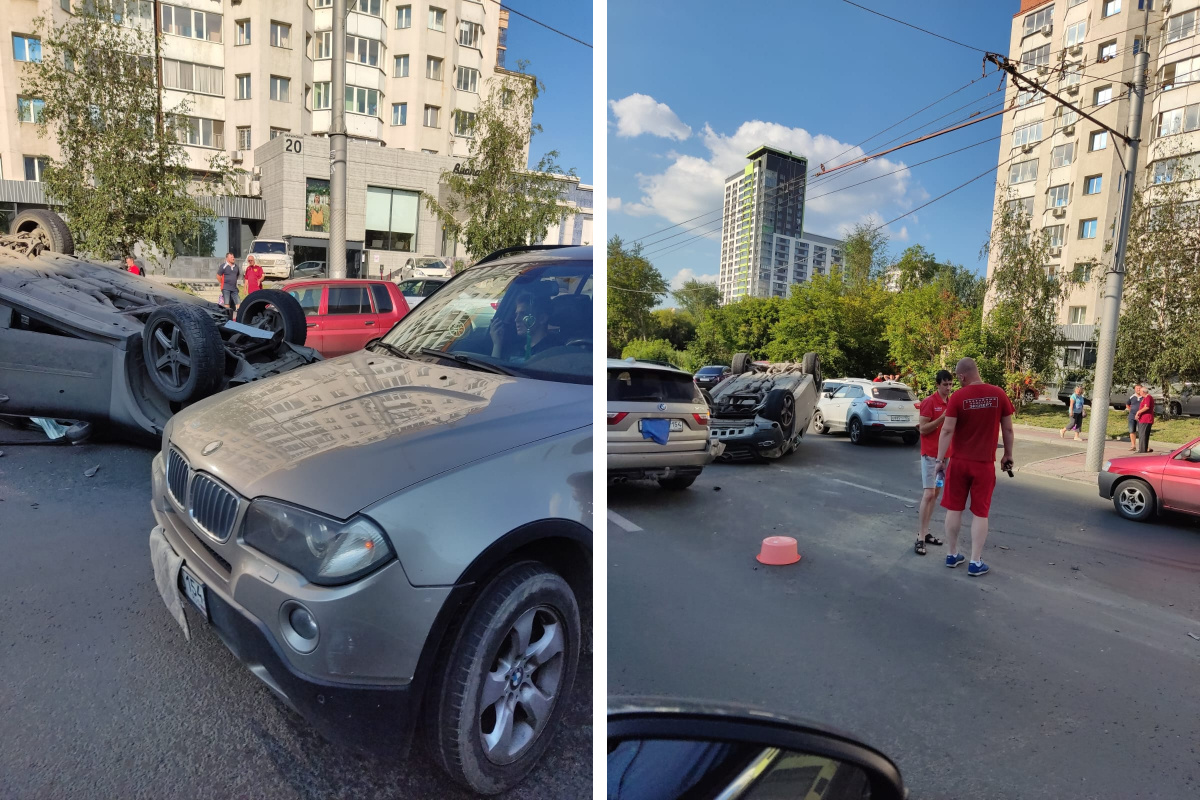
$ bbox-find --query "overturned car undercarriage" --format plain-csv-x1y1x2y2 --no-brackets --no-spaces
707,351,822,461
0,214,321,445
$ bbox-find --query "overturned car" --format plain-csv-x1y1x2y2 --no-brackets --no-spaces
707,351,822,461
0,210,321,444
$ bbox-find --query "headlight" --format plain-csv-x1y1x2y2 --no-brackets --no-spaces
242,499,394,586
1103,460,1112,472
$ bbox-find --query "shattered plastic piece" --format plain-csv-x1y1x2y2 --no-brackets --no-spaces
84,465,99,478
1189,633,1200,641
30,417,67,439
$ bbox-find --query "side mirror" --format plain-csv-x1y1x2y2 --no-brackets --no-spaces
608,701,905,800
824,392,834,399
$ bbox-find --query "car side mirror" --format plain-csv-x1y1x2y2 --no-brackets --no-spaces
608,701,905,800
824,392,834,399
1180,448,1200,463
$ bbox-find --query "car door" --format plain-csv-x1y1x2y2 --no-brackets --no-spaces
321,284,375,356
1161,441,1200,514
369,282,410,337
824,385,859,431
287,284,327,353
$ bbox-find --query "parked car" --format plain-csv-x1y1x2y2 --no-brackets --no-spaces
281,278,411,358
707,352,821,461
245,238,293,279
608,359,724,489
147,244,592,795
1098,436,1200,521
0,214,320,445
291,260,327,280
396,277,446,308
693,365,732,390
402,256,455,281
814,379,920,445
811,378,871,435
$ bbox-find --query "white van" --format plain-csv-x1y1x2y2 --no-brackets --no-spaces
245,238,293,279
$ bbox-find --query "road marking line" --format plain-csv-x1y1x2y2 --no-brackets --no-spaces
828,478,919,505
607,509,643,532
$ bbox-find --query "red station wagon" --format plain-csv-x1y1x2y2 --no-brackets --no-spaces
282,278,410,358
1098,436,1200,522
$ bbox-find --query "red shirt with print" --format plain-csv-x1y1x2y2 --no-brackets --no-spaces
919,393,952,459
245,264,263,294
1137,394,1155,423
945,383,1014,462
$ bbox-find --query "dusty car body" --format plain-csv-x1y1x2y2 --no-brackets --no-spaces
708,352,822,461
0,251,321,445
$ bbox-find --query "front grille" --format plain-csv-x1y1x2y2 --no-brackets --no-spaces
187,527,233,574
189,474,240,542
166,449,189,506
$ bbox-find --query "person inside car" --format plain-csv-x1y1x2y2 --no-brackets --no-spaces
491,290,561,361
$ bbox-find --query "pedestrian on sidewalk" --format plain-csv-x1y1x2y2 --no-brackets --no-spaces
914,369,954,555
244,255,263,295
1127,385,1142,451
1060,385,1086,441
932,358,1015,577
218,252,241,312
1136,385,1156,453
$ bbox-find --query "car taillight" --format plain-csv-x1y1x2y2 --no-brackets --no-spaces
913,403,921,410
490,302,498,309
693,413,709,426
607,412,628,425
866,400,888,408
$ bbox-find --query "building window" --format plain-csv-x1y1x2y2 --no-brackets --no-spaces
1007,196,1034,218
61,0,69,9
394,54,409,77
1058,107,1079,128
162,59,224,96
1009,159,1038,184
1158,103,1200,137
1103,0,1121,18
1084,175,1103,195
1167,10,1196,43
501,89,514,108
453,109,475,137
236,126,251,150
269,128,289,140
313,81,331,110
1090,131,1108,151
232,73,250,99
365,186,419,252
17,97,45,124
315,0,331,7
1160,57,1200,91
1094,86,1113,106
346,35,381,67
1052,142,1075,168
397,5,411,28
456,66,479,93
1016,88,1044,107
1072,263,1094,283
1133,37,1142,55
235,19,249,45
1013,121,1043,147
392,102,407,126
345,85,380,116
269,76,290,102
1068,306,1088,324
1020,43,1050,73
1023,6,1053,36
316,31,331,59
270,21,290,48
1065,21,1086,48
176,116,224,149
1098,41,1117,62
351,0,382,16
423,104,440,127
1079,218,1098,239
24,155,48,181
428,7,445,31
1048,184,1070,207
160,4,222,43
459,21,482,48
1046,224,1066,248
12,35,42,62
427,56,443,81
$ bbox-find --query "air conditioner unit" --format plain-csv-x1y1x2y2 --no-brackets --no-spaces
1041,23,1053,37
1069,45,1083,56
1038,65,1050,75
1063,124,1076,135
1049,246,1063,257
1065,84,1080,96
1022,144,1035,153
230,150,243,163
248,179,262,197
252,165,262,178
1052,208,1067,218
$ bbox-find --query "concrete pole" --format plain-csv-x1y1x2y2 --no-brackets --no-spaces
1085,46,1149,472
329,0,348,279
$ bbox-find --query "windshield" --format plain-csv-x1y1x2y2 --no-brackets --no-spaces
382,257,592,385
251,241,287,255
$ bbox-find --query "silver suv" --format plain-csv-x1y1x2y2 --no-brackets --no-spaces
148,245,593,795
815,380,920,445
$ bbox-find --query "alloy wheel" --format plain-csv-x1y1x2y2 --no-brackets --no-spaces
1118,485,1146,516
147,319,192,391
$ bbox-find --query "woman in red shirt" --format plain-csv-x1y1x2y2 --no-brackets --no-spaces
244,255,264,295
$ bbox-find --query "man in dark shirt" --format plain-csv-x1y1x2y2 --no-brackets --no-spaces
1127,385,1142,451
217,252,241,312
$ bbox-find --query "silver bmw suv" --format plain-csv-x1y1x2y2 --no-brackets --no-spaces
147,246,593,795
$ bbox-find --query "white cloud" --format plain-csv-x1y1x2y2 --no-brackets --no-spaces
622,120,923,242
607,196,623,212
609,94,693,141
896,226,910,242
670,267,720,290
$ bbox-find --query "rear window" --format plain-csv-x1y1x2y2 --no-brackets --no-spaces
609,368,698,403
327,286,370,315
698,366,725,375
873,387,916,401
370,283,393,313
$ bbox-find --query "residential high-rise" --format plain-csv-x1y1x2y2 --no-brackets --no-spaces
718,145,843,303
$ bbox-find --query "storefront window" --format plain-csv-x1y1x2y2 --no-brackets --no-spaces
364,186,418,251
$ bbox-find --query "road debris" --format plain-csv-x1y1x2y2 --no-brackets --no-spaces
84,465,100,478
1189,633,1200,641
997,545,1010,550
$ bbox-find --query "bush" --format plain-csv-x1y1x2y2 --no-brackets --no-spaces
621,338,689,370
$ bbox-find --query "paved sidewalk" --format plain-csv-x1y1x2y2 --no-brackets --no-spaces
1013,424,1182,485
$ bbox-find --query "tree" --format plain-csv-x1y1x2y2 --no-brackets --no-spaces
671,279,721,320
885,282,973,394
426,64,572,260
891,244,940,292
650,308,696,351
841,223,890,285
23,2,237,264
768,272,891,377
607,236,668,354
621,338,688,370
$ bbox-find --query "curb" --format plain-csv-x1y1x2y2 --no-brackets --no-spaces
1012,424,1181,451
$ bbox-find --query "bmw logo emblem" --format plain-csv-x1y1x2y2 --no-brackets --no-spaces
202,440,223,456
657,403,666,411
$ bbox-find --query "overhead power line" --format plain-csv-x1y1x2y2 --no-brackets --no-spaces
498,3,592,48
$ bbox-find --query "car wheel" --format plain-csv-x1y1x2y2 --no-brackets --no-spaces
762,389,796,437
801,351,821,387
731,352,753,375
902,431,919,446
1024,389,1036,403
658,474,697,490
142,304,225,403
1113,479,1156,522
425,561,580,795
236,289,308,346
1169,401,1183,418
12,208,74,255
812,411,828,434
700,388,715,411
849,417,865,445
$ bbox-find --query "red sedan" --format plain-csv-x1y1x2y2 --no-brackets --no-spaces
1098,436,1200,521
282,278,410,358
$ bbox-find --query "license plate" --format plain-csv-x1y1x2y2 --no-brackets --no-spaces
639,419,685,432
890,415,910,422
180,567,209,620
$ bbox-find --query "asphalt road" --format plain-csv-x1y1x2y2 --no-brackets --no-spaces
609,431,1200,800
0,437,591,800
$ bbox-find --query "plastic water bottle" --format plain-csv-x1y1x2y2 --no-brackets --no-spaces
935,469,945,489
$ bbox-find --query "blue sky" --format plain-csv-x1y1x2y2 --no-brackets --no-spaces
608,0,1023,294
506,1,593,183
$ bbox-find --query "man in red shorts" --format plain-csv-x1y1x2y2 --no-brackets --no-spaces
931,358,1015,577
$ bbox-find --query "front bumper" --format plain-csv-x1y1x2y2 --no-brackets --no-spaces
709,417,787,459
1098,470,1118,499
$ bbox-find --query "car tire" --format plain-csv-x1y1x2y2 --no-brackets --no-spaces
902,431,919,446
1113,478,1156,522
762,388,796,437
236,289,308,346
849,417,866,445
731,352,753,375
700,388,715,411
658,474,697,490
12,209,74,255
801,351,821,387
1024,389,1036,403
142,304,225,403
424,561,580,795
1169,401,1182,418
812,410,828,434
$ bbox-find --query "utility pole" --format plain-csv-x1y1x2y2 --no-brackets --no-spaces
329,0,348,279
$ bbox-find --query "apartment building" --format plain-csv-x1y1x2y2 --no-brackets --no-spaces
717,145,844,303
988,0,1200,369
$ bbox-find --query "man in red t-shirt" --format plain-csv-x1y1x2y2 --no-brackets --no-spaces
1136,389,1156,453
932,358,1015,577
914,369,954,556
244,255,264,295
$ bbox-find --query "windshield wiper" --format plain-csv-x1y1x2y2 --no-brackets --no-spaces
368,340,412,359
417,347,518,376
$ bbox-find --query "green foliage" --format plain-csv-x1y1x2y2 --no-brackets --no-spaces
693,296,783,362
671,279,722,320
22,1,238,264
620,338,689,370
885,282,972,391
650,308,696,351
426,63,573,260
841,223,890,285
769,272,891,378
607,236,668,354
